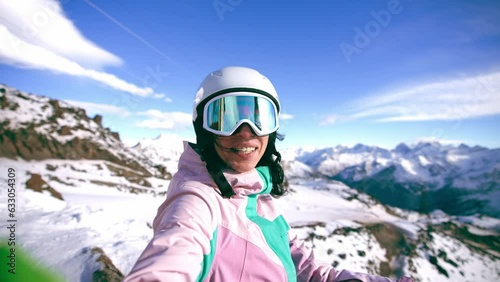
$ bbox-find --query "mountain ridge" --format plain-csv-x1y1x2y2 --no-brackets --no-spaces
289,141,499,217
0,83,171,181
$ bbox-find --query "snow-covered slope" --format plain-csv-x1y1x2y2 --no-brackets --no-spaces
0,158,169,282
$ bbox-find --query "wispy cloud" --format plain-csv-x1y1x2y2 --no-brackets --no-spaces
136,110,192,130
406,136,469,147
0,0,121,68
63,99,131,117
0,0,168,99
319,114,344,126
321,71,500,125
279,113,294,120
63,100,192,132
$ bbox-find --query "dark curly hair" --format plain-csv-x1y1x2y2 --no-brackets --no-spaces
193,117,287,198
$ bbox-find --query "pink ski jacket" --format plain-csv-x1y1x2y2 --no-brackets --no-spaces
124,142,413,282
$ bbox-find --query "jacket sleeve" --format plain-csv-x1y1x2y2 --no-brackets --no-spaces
289,232,414,282
123,186,217,282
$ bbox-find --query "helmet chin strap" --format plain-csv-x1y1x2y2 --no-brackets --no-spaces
207,155,235,199
203,144,235,199
206,164,235,199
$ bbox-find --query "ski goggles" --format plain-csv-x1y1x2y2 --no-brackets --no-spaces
203,93,279,136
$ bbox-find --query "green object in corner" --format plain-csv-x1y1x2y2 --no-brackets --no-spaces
0,241,65,282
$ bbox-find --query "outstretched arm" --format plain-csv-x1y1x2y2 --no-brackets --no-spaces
124,188,217,282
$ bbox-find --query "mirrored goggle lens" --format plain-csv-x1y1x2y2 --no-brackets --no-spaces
204,94,279,136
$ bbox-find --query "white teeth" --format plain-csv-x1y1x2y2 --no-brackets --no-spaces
234,147,256,154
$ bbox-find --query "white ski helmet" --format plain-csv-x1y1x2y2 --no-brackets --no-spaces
192,66,280,122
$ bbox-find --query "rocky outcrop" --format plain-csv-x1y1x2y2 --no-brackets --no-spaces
93,114,103,126
26,173,64,200
91,247,124,282
80,247,124,282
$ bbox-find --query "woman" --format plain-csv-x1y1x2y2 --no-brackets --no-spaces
124,66,413,282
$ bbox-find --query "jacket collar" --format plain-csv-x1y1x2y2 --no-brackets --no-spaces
178,141,271,197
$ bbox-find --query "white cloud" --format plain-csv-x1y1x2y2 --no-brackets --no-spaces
319,114,343,126
341,71,500,123
279,113,294,120
63,99,131,117
0,0,170,100
0,0,121,68
406,136,469,147
137,110,192,130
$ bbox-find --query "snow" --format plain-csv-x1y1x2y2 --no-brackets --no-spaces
413,232,500,282
292,224,390,274
400,159,417,175
455,215,500,232
446,153,470,163
57,112,81,128
131,133,186,173
283,160,313,179
0,86,53,127
293,140,500,220
0,158,168,281
418,155,430,166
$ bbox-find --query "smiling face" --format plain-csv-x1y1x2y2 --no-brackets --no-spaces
214,124,269,173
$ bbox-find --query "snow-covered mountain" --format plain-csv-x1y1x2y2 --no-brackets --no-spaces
131,133,186,174
288,142,500,218
0,83,171,182
1,83,499,282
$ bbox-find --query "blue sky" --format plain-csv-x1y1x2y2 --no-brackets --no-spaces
1,0,499,149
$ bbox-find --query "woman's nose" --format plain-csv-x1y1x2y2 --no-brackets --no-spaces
234,123,255,138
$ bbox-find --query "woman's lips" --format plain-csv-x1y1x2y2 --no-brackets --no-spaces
229,147,257,154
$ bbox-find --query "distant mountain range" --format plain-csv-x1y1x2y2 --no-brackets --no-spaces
285,142,500,218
